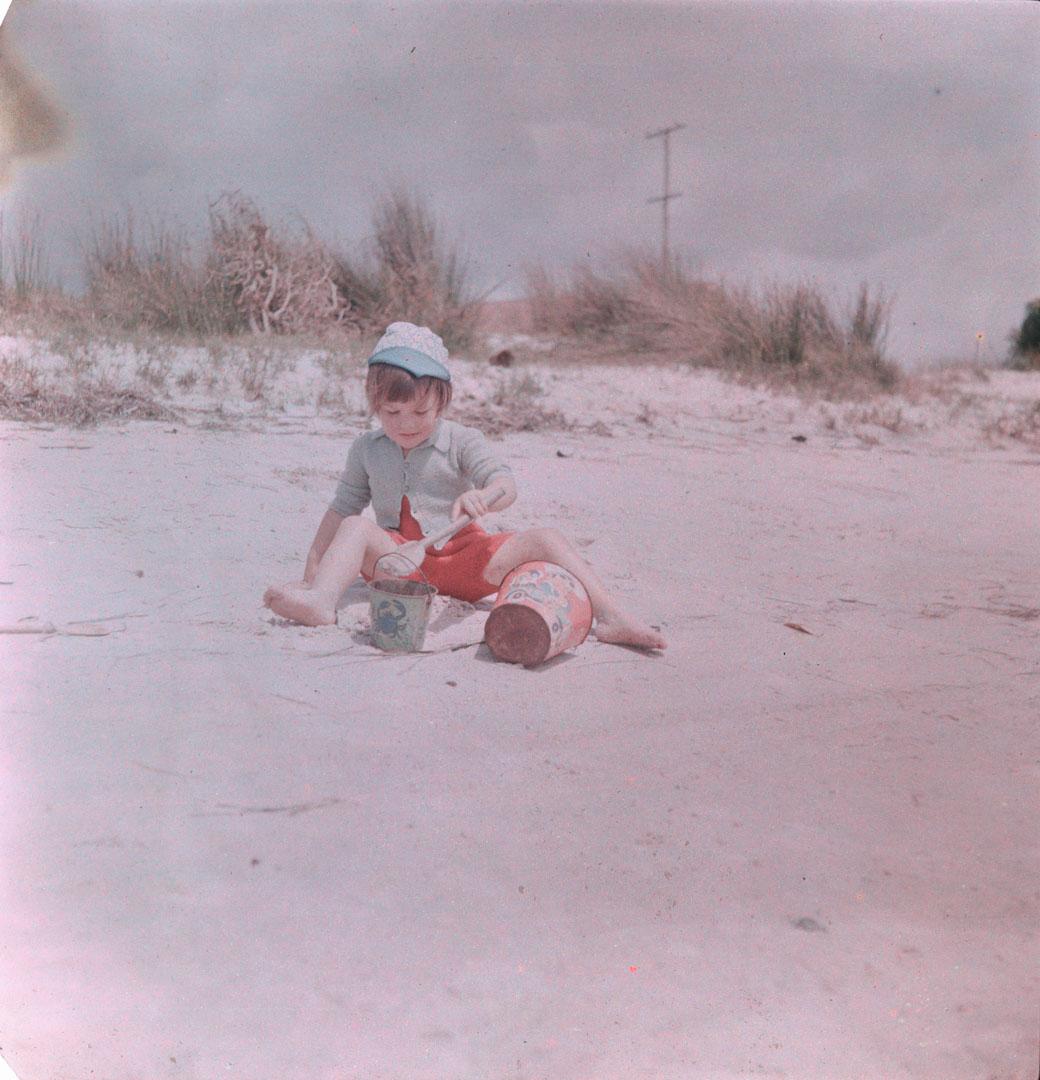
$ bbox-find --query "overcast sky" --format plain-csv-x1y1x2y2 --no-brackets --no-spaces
3,0,1038,364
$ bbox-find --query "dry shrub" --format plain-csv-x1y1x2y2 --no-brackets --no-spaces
524,251,898,395
712,280,897,396
336,189,484,351
451,397,568,435
524,263,561,335
0,285,88,330
84,213,238,335
208,192,352,335
22,190,484,347
490,369,546,407
76,190,485,346
983,400,1040,447
228,341,296,404
0,209,49,301
83,196,359,337
843,402,913,434
524,260,636,338
0,211,87,328
0,358,176,426
450,370,568,434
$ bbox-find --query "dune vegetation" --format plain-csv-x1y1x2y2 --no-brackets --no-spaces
0,190,1036,436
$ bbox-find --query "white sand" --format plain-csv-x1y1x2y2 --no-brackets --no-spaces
0,352,1038,1079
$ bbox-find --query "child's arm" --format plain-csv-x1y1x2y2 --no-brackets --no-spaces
303,508,345,584
454,426,516,521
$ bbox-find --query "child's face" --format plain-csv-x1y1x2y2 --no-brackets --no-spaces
376,387,441,452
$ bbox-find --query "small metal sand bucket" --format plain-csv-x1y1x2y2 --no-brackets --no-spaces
485,561,592,667
368,556,436,653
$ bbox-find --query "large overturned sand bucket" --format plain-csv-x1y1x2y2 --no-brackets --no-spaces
485,561,592,667
369,555,435,652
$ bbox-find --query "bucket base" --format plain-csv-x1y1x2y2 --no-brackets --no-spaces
485,603,552,667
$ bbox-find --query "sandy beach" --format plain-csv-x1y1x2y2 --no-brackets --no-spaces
1,355,1038,1079
1,0,1037,1072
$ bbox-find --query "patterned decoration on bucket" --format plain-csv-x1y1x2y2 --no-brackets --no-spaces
368,557,436,653
485,561,592,667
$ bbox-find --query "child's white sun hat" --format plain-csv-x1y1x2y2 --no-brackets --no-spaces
367,322,451,381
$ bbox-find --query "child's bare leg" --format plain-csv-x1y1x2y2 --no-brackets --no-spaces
264,518,396,626
484,528,667,650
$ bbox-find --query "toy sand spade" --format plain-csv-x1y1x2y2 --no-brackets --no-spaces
484,561,592,667
369,484,510,653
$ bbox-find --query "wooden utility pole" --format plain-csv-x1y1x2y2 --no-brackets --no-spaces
646,122,685,274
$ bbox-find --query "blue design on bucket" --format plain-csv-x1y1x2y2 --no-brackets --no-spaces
373,598,410,642
368,567,435,652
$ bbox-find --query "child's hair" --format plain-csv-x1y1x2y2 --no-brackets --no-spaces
365,364,453,414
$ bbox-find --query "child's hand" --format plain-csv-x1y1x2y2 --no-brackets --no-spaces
452,488,493,521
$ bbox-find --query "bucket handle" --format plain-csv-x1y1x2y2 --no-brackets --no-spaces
372,551,436,591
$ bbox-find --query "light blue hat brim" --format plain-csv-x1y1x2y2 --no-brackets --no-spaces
367,346,451,382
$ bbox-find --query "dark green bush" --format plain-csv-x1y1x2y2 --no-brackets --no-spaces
1009,299,1040,370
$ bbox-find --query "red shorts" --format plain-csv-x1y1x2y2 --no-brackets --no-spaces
365,497,514,603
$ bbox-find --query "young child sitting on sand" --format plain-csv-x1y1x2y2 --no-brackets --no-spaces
263,322,666,651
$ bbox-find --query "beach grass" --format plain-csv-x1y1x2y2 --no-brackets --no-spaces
2,197,1038,430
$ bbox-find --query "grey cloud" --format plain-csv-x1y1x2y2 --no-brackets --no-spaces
4,0,1038,362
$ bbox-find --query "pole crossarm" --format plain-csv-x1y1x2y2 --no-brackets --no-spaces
646,123,687,140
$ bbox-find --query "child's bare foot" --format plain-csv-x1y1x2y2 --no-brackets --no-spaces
263,583,337,627
593,610,667,650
